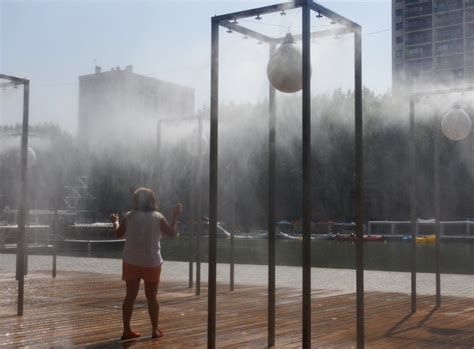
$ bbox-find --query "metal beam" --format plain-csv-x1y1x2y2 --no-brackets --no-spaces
267,43,277,349
220,21,274,44
354,27,365,349
0,74,28,84
309,1,361,31
17,80,30,316
213,1,299,23
301,2,312,348
409,99,417,313
208,19,219,349
434,115,441,308
274,27,353,44
412,86,474,98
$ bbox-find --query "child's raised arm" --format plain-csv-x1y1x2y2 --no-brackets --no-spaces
160,203,183,237
110,213,126,238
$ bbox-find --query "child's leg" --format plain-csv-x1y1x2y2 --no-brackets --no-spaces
123,279,140,336
144,281,161,337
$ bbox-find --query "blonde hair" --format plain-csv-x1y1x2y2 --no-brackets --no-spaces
132,187,158,212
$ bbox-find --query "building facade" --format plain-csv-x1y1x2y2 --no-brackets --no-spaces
392,0,474,90
78,65,194,144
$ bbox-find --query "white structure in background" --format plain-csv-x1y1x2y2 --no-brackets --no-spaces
78,65,195,144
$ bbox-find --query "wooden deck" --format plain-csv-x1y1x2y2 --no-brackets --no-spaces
1,270,474,348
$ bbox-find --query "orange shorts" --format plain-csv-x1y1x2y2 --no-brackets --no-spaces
122,261,162,283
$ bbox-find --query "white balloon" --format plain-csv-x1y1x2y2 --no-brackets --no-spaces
441,107,472,141
267,33,311,93
16,146,37,168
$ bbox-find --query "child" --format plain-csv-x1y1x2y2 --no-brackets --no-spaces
110,187,182,341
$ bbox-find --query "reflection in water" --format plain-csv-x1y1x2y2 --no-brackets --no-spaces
59,238,474,275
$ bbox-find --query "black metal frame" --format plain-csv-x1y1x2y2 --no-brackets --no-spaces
409,86,474,312
209,1,363,348
0,74,30,316
156,116,206,295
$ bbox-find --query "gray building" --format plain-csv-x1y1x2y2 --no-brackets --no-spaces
392,0,474,89
78,65,194,144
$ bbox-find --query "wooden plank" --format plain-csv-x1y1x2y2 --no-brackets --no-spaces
0,270,473,348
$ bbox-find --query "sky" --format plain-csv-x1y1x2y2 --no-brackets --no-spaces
0,0,392,133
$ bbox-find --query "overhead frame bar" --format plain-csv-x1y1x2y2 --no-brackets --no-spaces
220,19,353,44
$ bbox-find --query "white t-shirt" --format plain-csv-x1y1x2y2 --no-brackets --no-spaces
122,210,164,267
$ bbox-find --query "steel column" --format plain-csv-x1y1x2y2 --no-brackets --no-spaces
208,19,219,349
268,43,277,349
302,2,312,348
17,80,30,316
434,115,441,308
354,28,365,349
196,117,203,296
409,99,417,313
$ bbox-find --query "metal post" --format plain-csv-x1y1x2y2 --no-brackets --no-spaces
354,28,365,349
17,80,29,316
302,2,312,348
230,202,235,291
189,181,195,289
230,159,236,292
268,43,277,349
52,209,57,278
208,18,219,349
434,115,441,308
409,98,417,313
196,117,203,296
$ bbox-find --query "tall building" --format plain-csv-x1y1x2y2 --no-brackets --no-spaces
78,65,194,144
392,0,474,90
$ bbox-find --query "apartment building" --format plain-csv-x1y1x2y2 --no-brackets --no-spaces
393,0,474,89
78,65,194,144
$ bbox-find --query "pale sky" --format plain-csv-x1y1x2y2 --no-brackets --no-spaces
1,0,392,132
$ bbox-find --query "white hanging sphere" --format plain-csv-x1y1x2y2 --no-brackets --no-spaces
441,107,472,141
267,33,310,93
16,146,37,168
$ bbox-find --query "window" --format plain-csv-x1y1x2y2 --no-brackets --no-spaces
396,50,404,57
396,9,403,16
406,30,432,45
406,3,432,17
434,0,463,13
396,22,403,30
435,39,463,55
396,36,404,44
466,9,474,22
405,44,432,59
466,53,474,67
436,25,462,41
436,54,463,69
435,11,463,27
405,58,433,72
406,16,432,31
467,37,474,51
466,23,474,37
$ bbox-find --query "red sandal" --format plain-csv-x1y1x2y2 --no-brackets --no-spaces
121,331,140,340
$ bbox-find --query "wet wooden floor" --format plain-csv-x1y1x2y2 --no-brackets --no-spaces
1,270,474,348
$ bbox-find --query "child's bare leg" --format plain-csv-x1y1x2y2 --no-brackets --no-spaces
144,281,161,337
123,279,140,337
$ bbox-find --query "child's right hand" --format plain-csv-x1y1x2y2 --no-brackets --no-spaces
110,213,119,223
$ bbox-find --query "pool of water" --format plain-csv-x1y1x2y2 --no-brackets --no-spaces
59,237,474,275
